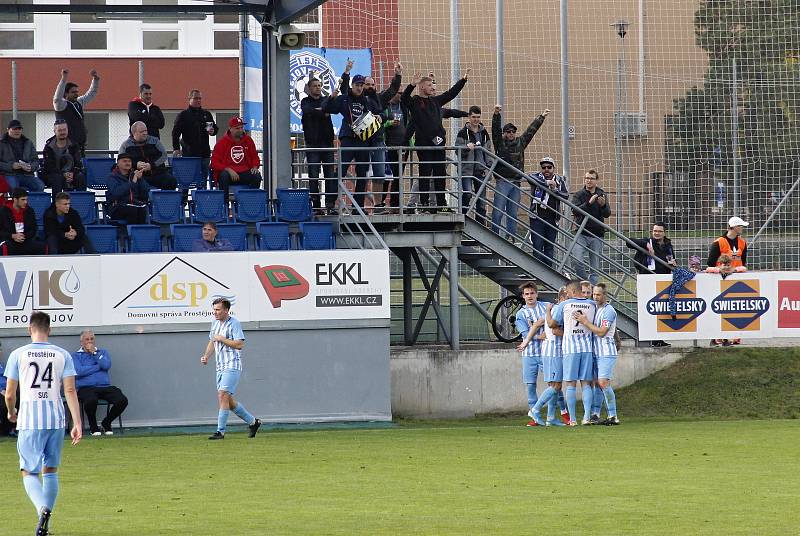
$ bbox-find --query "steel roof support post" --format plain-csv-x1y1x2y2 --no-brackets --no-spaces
448,245,460,350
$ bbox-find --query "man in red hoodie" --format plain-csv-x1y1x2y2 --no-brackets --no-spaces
211,117,262,202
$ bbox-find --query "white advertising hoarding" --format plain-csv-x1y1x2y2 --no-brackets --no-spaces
637,271,800,340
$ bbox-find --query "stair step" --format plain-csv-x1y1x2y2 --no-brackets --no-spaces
476,265,520,273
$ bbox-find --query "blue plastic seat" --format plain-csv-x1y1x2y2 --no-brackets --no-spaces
84,157,116,190
26,192,52,230
300,222,336,250
256,222,291,251
85,224,118,253
171,157,204,190
170,223,202,252
275,188,313,222
126,224,162,253
68,191,98,225
190,189,227,223
149,190,184,224
216,223,248,251
233,188,269,223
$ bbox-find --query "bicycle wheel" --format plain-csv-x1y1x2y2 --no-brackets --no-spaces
491,294,524,343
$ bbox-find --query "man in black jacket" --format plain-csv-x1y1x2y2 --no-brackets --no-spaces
0,188,46,255
455,106,491,225
571,169,611,285
41,119,86,193
0,119,45,192
172,89,218,182
401,69,470,212
128,83,165,139
44,192,96,254
526,156,568,266
301,77,339,213
627,223,676,274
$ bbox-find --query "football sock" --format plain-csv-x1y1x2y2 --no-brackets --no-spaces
582,384,594,421
533,387,555,414
592,385,604,416
233,403,255,425
22,474,46,513
566,386,577,422
525,383,538,409
217,409,230,433
42,473,59,510
547,397,557,421
558,391,568,414
603,385,618,417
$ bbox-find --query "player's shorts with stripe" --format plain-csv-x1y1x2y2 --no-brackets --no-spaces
17,428,65,473
216,369,241,395
542,355,563,383
521,356,542,384
597,356,617,380
562,352,594,382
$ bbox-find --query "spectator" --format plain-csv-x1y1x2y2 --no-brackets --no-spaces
72,330,129,436
325,71,387,210
119,121,177,191
172,89,218,182
53,68,100,157
192,221,234,252
211,117,261,203
106,153,150,225
401,69,470,212
455,106,491,225
627,222,677,274
41,119,87,193
706,253,746,347
571,169,611,285
128,83,165,139
43,192,96,255
301,77,339,214
526,156,568,266
0,340,18,438
0,119,45,192
707,216,748,269
0,188,46,255
381,92,407,212
491,105,550,238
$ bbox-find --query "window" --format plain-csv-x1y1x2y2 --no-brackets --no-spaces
71,30,107,49
142,0,179,24
0,30,33,49
84,112,109,152
213,13,238,24
144,31,178,50
70,0,104,24
213,31,237,50
0,112,36,144
0,0,33,24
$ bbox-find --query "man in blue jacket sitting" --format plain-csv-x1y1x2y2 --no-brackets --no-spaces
72,330,128,436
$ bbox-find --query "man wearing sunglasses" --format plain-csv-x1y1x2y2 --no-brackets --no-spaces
527,156,568,266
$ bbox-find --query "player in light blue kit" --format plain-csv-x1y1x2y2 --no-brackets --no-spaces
575,283,620,425
201,297,262,440
3,311,82,536
514,282,548,427
549,280,596,426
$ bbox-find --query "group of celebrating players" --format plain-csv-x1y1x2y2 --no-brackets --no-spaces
515,279,620,427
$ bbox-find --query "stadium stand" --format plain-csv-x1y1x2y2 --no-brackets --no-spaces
216,223,248,251
85,225,119,254
256,222,291,251
149,190,184,224
190,189,227,223
275,188,313,222
299,222,336,250
126,224,162,253
169,223,203,252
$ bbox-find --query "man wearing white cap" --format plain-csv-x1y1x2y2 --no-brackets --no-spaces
707,216,749,269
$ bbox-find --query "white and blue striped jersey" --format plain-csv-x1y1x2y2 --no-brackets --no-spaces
515,301,549,357
210,315,246,372
550,298,596,354
540,307,563,359
3,342,75,430
593,303,618,357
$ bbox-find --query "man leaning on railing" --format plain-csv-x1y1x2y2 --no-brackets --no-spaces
570,169,611,285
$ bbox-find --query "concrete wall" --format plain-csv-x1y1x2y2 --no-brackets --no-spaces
390,343,690,418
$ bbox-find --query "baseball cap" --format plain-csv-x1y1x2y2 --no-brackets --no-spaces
540,156,556,167
352,74,366,85
502,122,517,132
728,216,749,227
228,116,244,128
117,152,133,161
7,119,22,129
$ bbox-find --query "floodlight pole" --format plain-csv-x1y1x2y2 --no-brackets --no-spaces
560,0,569,184
612,20,629,231
496,0,504,108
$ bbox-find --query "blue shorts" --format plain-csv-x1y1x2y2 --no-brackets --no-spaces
17,429,65,473
597,356,617,380
562,352,594,382
542,355,563,383
521,356,542,384
216,369,241,395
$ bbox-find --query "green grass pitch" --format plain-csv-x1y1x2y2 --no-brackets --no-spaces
1,418,799,535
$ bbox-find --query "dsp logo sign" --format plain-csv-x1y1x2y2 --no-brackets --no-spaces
778,280,800,328
254,264,309,308
711,280,769,331
646,280,706,333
